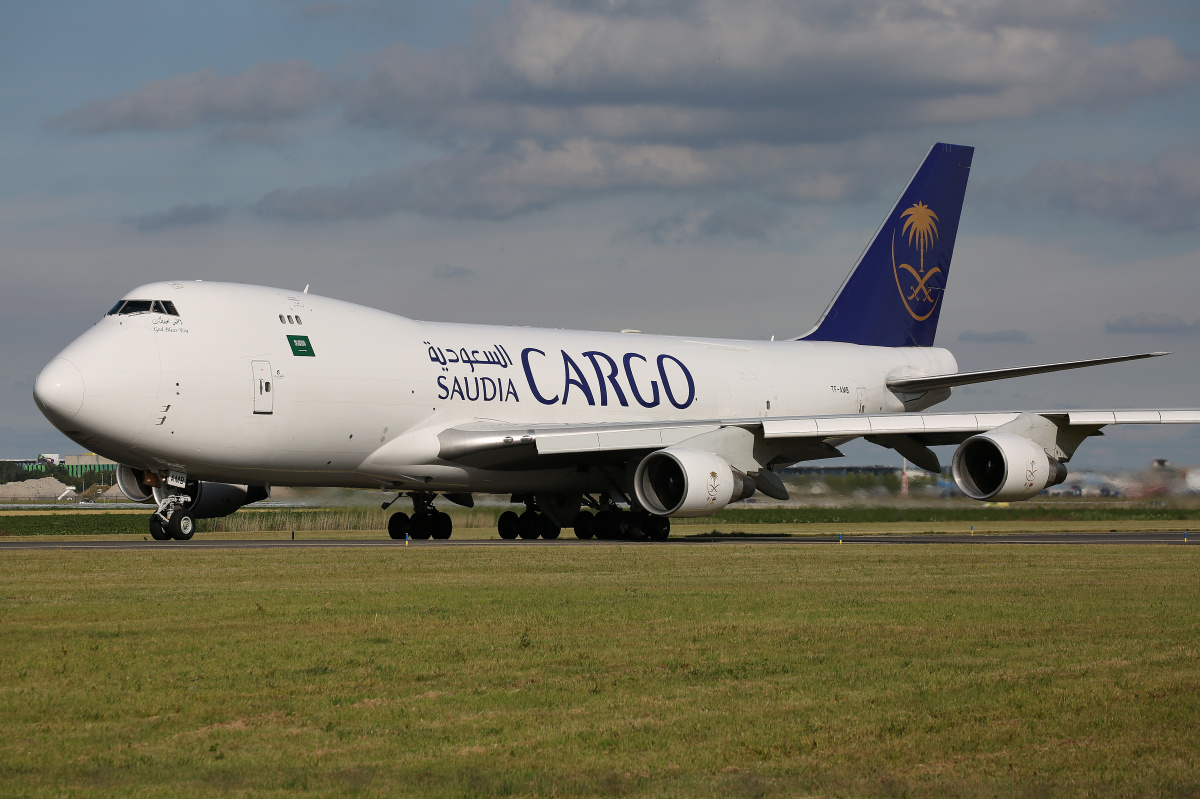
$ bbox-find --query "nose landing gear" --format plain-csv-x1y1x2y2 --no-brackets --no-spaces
148,483,196,541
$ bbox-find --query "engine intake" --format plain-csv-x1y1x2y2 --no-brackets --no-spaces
115,464,154,503
634,448,756,517
952,432,1067,502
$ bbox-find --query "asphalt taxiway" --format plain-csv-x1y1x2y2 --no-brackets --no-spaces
0,531,1194,550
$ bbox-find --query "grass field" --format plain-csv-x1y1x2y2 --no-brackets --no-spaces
3,544,1199,797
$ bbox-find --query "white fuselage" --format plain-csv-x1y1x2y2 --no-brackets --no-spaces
36,282,957,492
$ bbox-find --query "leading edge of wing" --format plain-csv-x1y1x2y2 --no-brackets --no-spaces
436,408,1200,461
886,352,1169,393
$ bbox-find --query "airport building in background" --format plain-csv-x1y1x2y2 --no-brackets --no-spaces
2,453,118,477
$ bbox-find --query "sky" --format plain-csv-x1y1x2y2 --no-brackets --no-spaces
3,0,1200,470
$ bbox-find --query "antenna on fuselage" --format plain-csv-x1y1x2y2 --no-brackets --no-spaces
303,284,309,294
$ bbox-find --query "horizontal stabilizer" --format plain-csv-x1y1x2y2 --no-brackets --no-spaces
886,352,1169,394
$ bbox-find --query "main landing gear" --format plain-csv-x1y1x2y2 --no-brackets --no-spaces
495,497,670,542
572,505,670,542
386,492,453,541
496,498,561,540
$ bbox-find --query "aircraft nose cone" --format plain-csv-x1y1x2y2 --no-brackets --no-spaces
34,358,85,420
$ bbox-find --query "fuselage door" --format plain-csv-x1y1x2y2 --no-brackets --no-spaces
252,360,274,414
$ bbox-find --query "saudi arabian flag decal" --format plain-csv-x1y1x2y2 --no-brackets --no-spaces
287,335,315,357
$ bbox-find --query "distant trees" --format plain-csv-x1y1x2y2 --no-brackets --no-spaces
0,462,39,484
0,462,114,491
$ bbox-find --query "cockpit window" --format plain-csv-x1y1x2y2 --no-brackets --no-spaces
118,300,153,314
106,299,178,316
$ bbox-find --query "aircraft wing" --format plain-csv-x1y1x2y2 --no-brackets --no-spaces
435,408,1200,474
886,352,1168,393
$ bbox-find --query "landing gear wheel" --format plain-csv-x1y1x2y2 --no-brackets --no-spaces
432,511,453,540
627,513,652,541
573,511,595,540
593,510,613,540
413,513,435,540
387,512,409,540
168,512,196,541
149,515,170,541
648,516,671,542
596,510,627,540
541,516,561,540
497,510,519,540
517,510,542,539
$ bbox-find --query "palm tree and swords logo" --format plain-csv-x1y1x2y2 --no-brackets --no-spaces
891,201,942,322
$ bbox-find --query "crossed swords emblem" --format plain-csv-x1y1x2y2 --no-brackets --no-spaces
896,263,941,302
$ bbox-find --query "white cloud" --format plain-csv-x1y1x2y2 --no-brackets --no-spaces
1000,142,1200,233
44,1,1200,219
47,60,330,135
1105,312,1198,334
254,138,878,219
127,203,229,232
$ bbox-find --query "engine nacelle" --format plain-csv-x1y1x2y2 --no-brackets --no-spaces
634,447,756,517
952,432,1068,502
182,482,270,518
115,464,154,503
149,481,269,518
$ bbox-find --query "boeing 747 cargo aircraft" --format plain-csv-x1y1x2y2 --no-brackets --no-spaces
32,143,1200,541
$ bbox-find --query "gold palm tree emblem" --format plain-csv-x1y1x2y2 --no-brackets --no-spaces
901,201,939,274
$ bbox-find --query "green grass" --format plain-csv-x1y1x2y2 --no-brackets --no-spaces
2,545,1199,797
3,503,1200,538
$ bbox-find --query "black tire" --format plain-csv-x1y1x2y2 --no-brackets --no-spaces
627,512,652,541
497,510,519,539
168,512,196,541
541,515,561,540
573,511,595,540
517,510,542,539
387,512,409,540
648,516,671,542
149,515,170,541
593,510,612,540
432,511,453,540
409,513,432,540
598,510,627,540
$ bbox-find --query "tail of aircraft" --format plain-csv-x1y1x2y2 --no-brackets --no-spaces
800,142,973,347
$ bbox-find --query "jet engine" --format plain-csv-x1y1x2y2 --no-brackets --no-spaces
115,464,154,503
117,465,268,516
634,447,756,517
165,482,270,519
951,432,1068,502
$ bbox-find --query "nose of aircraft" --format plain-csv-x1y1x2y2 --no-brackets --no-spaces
33,358,86,420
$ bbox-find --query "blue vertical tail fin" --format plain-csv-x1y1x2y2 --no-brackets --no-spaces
800,142,973,347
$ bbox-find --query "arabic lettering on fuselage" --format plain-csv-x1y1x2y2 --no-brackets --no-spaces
428,341,520,403
425,342,512,372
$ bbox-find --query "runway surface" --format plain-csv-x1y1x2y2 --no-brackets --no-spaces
1,531,1195,550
